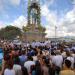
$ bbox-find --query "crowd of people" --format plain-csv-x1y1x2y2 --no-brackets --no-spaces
0,41,75,75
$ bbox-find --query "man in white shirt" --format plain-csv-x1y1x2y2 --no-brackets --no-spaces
67,56,74,69
13,57,22,75
52,50,63,68
24,56,35,73
4,69,15,75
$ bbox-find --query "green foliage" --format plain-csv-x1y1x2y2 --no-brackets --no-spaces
23,25,46,33
0,26,22,40
22,26,29,32
38,25,46,32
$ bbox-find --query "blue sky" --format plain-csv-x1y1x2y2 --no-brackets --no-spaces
0,0,75,37
0,0,73,24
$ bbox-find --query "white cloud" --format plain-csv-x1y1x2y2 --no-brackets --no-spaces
56,6,75,37
41,5,58,38
40,0,55,6
0,15,27,29
62,8,75,33
0,21,6,29
0,0,5,12
10,5,75,38
0,0,75,38
41,3,75,38
45,25,55,38
41,4,57,25
0,0,21,12
11,15,27,29
8,0,21,6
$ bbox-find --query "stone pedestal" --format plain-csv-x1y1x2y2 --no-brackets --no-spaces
22,24,46,42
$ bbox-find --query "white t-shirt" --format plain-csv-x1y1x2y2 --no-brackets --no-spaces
33,56,38,61
13,64,21,71
52,55,63,68
13,64,22,75
62,52,66,58
4,69,15,75
67,56,74,69
24,61,35,73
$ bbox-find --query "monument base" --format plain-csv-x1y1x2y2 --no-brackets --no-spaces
23,32,45,42
22,24,46,42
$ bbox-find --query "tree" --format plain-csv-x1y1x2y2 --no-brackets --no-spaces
0,26,22,40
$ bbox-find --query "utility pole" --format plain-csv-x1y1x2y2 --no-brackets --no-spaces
55,26,57,42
